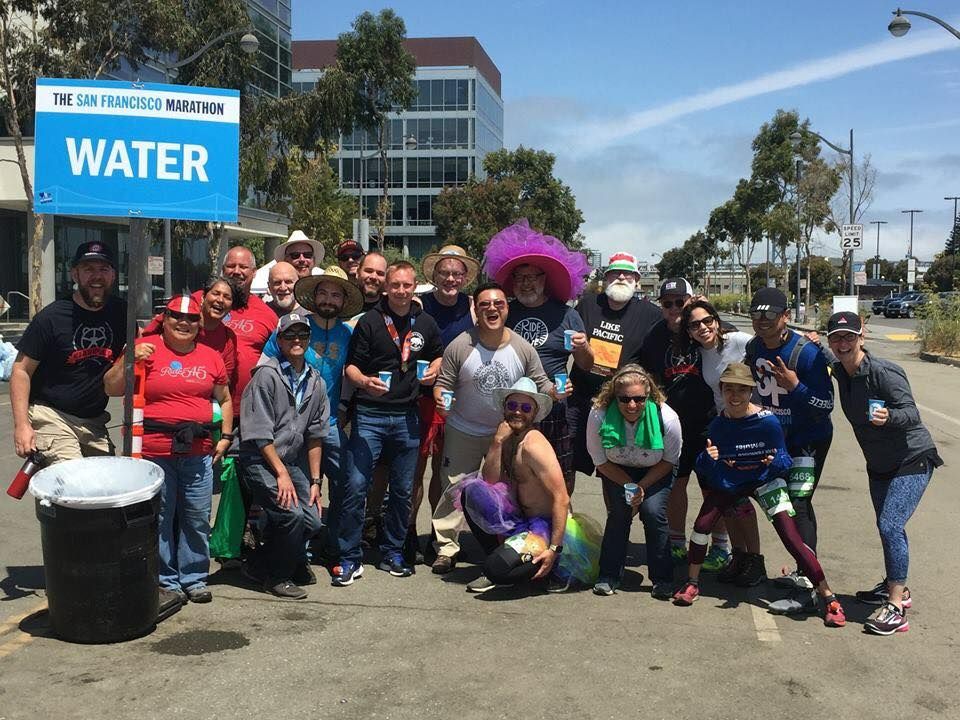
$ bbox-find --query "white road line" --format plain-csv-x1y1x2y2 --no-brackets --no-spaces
917,403,960,427
751,605,781,643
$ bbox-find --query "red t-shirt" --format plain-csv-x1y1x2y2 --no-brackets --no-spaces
142,315,238,399
137,336,227,457
192,291,276,413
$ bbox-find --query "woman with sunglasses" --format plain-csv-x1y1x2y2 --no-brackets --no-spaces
824,312,941,635
586,364,682,598
105,295,232,605
681,298,764,585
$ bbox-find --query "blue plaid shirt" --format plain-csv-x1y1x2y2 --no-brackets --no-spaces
279,359,312,411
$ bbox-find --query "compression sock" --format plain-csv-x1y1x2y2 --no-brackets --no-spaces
711,532,731,552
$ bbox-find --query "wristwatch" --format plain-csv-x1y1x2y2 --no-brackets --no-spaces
548,544,563,554
310,478,322,487
220,432,234,441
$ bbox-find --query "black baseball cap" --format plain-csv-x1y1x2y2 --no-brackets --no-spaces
826,311,863,336
71,241,115,268
749,287,788,314
658,278,694,298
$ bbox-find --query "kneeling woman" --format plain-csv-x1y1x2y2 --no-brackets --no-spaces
825,312,941,635
672,363,845,628
105,296,232,605
587,364,681,599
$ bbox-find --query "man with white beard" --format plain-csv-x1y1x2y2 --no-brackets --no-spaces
266,262,302,316
567,252,662,477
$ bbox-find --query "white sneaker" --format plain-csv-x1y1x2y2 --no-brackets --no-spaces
772,570,814,590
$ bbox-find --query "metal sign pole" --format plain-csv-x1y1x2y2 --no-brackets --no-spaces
122,217,150,456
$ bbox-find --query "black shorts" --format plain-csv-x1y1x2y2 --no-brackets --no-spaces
677,427,708,479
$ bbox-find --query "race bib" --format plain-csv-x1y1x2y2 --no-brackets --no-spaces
753,477,795,520
787,456,816,498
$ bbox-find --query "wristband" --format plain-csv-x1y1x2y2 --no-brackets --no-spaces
220,432,234,441
310,478,322,487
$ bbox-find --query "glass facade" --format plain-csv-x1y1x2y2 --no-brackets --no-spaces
248,0,293,97
297,60,503,258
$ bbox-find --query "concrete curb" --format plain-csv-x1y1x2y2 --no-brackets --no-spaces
919,351,960,368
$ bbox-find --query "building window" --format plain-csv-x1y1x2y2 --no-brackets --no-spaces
410,78,470,111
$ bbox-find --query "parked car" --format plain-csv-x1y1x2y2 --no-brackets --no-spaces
873,293,902,315
885,292,926,318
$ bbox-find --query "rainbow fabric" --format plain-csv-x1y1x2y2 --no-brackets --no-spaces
454,473,602,584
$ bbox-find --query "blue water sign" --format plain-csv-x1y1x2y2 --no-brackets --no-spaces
33,78,240,222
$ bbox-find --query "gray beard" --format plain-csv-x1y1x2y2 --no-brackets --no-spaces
604,283,635,303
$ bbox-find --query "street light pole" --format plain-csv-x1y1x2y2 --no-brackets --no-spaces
902,209,922,290
795,156,803,322
889,8,960,40
947,195,960,271
870,220,887,280
156,28,259,298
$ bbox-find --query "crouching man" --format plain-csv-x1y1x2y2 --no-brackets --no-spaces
240,313,329,599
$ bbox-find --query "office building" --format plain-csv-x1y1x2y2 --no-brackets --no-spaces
292,37,504,257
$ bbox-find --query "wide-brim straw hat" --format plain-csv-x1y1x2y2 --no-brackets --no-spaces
274,230,325,265
294,265,363,319
421,245,480,286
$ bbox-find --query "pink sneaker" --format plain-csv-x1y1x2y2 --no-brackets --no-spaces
824,598,846,627
672,581,700,606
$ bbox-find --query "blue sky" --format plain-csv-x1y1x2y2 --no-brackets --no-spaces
294,1,960,265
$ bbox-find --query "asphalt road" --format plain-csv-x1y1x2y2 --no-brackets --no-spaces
0,318,957,720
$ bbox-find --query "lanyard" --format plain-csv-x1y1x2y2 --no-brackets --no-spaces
383,312,416,368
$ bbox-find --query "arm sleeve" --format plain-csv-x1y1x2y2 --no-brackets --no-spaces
437,334,469,391
212,354,227,386
344,318,371,374
14,314,48,360
880,363,922,429
223,331,238,393
660,406,683,465
305,377,330,441
788,345,834,413
238,376,276,444
585,407,608,467
562,307,586,332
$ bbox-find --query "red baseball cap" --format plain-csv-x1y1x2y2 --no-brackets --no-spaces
165,295,201,315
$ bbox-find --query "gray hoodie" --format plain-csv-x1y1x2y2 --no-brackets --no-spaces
239,356,329,465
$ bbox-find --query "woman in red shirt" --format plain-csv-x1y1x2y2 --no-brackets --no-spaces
106,296,232,605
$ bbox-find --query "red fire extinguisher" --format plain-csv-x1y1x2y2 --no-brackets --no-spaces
7,452,45,500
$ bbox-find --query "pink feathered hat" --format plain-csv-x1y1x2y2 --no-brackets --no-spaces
483,220,590,303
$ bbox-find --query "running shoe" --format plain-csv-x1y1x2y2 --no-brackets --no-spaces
717,549,745,584
734,552,767,587
670,545,688,564
772,569,814,590
331,561,364,587
768,590,818,615
855,580,912,608
864,603,909,635
378,553,414,578
651,582,674,600
823,597,846,628
702,545,732,572
672,581,700,606
466,576,501,593
593,581,616,596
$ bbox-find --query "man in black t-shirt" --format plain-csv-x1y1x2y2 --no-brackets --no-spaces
568,252,661,475
11,241,127,464
334,261,443,586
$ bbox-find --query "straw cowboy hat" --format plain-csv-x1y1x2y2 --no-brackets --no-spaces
274,230,325,265
421,245,481,286
293,265,363,318
492,377,553,423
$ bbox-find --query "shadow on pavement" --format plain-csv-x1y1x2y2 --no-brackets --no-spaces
1,564,45,601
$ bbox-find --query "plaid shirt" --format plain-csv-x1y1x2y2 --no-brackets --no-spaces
279,358,312,411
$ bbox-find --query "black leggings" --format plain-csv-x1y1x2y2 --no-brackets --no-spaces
462,496,540,585
789,438,832,555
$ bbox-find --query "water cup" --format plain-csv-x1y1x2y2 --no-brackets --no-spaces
417,360,429,380
563,329,576,351
378,371,392,390
554,372,568,395
623,482,639,505
440,390,454,411
868,398,885,420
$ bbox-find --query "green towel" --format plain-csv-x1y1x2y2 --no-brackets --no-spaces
599,399,664,451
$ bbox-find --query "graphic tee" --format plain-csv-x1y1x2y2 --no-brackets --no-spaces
143,315,238,399
570,293,661,401
508,299,585,378
640,320,715,431
437,328,552,437
698,331,751,412
16,296,127,417
137,336,227,457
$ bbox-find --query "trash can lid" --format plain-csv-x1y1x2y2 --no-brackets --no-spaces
29,457,165,509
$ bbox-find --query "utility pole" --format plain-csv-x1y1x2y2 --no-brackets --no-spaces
902,209,923,291
869,220,887,280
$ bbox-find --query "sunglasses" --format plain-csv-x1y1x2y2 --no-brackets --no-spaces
286,251,314,260
477,299,507,310
167,311,200,323
660,298,686,309
505,400,535,413
338,251,362,261
750,310,781,321
617,395,647,405
280,330,310,341
687,316,717,330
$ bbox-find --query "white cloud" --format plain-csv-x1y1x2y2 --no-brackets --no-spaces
564,25,960,153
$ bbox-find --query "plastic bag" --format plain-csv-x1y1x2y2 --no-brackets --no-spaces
209,458,244,559
29,456,163,509
0,340,17,381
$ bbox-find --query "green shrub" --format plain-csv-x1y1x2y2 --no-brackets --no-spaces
708,293,750,312
917,296,960,356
